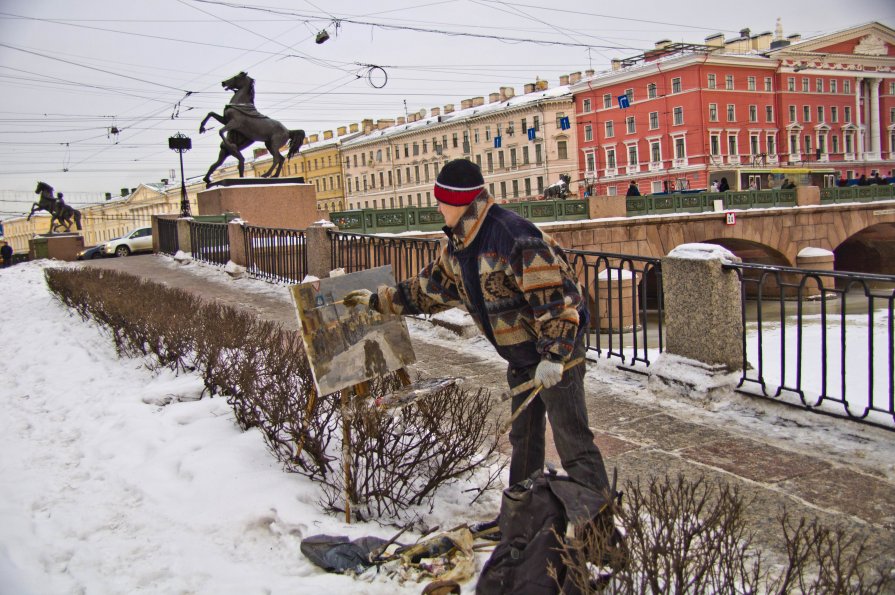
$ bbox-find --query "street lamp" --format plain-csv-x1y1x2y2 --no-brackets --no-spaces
168,133,192,217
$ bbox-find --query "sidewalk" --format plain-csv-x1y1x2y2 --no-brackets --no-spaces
82,254,895,564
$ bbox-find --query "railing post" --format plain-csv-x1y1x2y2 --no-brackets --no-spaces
228,221,247,267
796,185,821,206
306,221,335,278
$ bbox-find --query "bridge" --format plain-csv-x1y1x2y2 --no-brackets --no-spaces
545,187,895,277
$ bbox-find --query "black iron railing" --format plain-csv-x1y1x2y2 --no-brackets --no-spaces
567,249,664,369
189,220,230,266
725,262,895,431
157,218,179,255
330,230,441,284
244,225,307,283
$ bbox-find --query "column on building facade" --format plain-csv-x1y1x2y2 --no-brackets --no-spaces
856,77,865,158
869,77,882,160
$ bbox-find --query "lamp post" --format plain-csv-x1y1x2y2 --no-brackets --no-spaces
168,133,192,217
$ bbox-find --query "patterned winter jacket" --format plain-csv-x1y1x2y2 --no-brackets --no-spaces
375,191,588,368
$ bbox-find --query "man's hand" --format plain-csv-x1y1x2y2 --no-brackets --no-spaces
534,359,564,389
343,288,373,309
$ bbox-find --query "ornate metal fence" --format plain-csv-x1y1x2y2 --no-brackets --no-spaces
243,225,307,283
329,230,441,283
188,220,229,266
157,218,179,255
567,249,665,369
725,262,895,431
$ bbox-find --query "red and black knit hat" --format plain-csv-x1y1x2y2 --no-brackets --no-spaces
434,159,485,206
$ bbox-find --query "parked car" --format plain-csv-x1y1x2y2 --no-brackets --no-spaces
104,227,153,257
76,244,108,260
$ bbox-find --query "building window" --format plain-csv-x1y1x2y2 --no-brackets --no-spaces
787,77,795,91
512,179,519,198
801,78,809,92
844,80,851,94
675,137,685,159
710,134,720,156
510,147,517,167
845,106,852,123
535,143,543,164
627,145,638,167
605,121,614,138
533,116,540,131
709,103,718,121
673,106,683,125
747,76,756,91
626,116,635,133
789,105,797,122
603,93,612,108
585,152,595,172
767,135,776,155
749,105,757,122
500,181,507,199
707,73,716,89
607,186,617,196
727,104,735,122
728,135,738,156
764,77,773,92
583,98,592,112
625,88,634,103
817,106,825,122
649,111,659,129
803,105,810,122
725,74,734,90
750,134,759,155
831,106,838,123
651,141,661,163
804,135,812,155
522,146,529,164
606,148,616,169
672,77,681,93
832,135,839,153
766,105,774,122
524,178,532,196
452,133,458,148
498,150,505,169
830,80,837,94
647,83,657,98
816,79,823,93
584,124,593,141
557,140,568,160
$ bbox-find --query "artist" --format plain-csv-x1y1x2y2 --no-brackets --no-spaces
343,159,610,496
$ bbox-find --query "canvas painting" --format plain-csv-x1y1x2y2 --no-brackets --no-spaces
290,266,416,395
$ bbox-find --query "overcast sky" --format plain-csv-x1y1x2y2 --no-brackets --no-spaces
0,0,891,215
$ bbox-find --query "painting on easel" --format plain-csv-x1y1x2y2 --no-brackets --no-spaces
289,266,416,395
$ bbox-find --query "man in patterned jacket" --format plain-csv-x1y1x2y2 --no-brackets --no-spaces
344,159,610,496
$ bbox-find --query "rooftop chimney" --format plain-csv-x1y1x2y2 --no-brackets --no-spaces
569,71,582,84
472,96,485,107
308,134,319,143
397,116,406,125
337,126,347,135
444,103,455,114
585,69,594,77
489,92,500,103
535,80,548,91
323,130,334,139
500,86,515,101
377,118,395,130
362,118,374,134
524,83,535,94
461,99,472,110
752,31,773,50
611,59,622,71
430,106,441,117
739,28,751,39
559,74,570,86
349,123,359,133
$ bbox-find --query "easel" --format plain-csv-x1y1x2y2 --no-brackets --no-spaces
340,368,412,523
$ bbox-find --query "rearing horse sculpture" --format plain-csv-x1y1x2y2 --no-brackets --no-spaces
199,72,305,187
30,181,82,233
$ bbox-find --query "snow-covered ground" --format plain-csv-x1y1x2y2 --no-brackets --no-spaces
2,257,893,594
0,261,499,594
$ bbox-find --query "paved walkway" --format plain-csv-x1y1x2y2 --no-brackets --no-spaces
82,254,895,566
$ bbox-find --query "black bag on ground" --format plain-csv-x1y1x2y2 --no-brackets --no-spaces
475,470,610,595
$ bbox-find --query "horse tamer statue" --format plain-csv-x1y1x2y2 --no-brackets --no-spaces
199,71,306,187
30,181,82,233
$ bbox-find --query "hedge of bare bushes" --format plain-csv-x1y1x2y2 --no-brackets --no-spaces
44,266,503,521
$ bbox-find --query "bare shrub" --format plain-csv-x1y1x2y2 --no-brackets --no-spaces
321,375,505,521
555,473,894,594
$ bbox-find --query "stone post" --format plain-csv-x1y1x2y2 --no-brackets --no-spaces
795,185,820,206
176,218,192,255
795,247,835,298
587,195,627,220
305,221,336,278
650,243,744,403
227,221,247,267
661,244,743,370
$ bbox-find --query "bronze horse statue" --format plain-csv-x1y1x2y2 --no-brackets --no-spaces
199,72,305,187
543,174,572,199
30,181,82,233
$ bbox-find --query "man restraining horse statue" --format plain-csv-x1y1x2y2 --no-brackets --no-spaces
199,71,305,187
30,181,82,233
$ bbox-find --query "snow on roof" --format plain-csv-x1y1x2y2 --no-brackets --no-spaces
342,85,572,148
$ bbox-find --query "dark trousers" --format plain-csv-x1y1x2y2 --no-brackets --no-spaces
506,338,609,493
